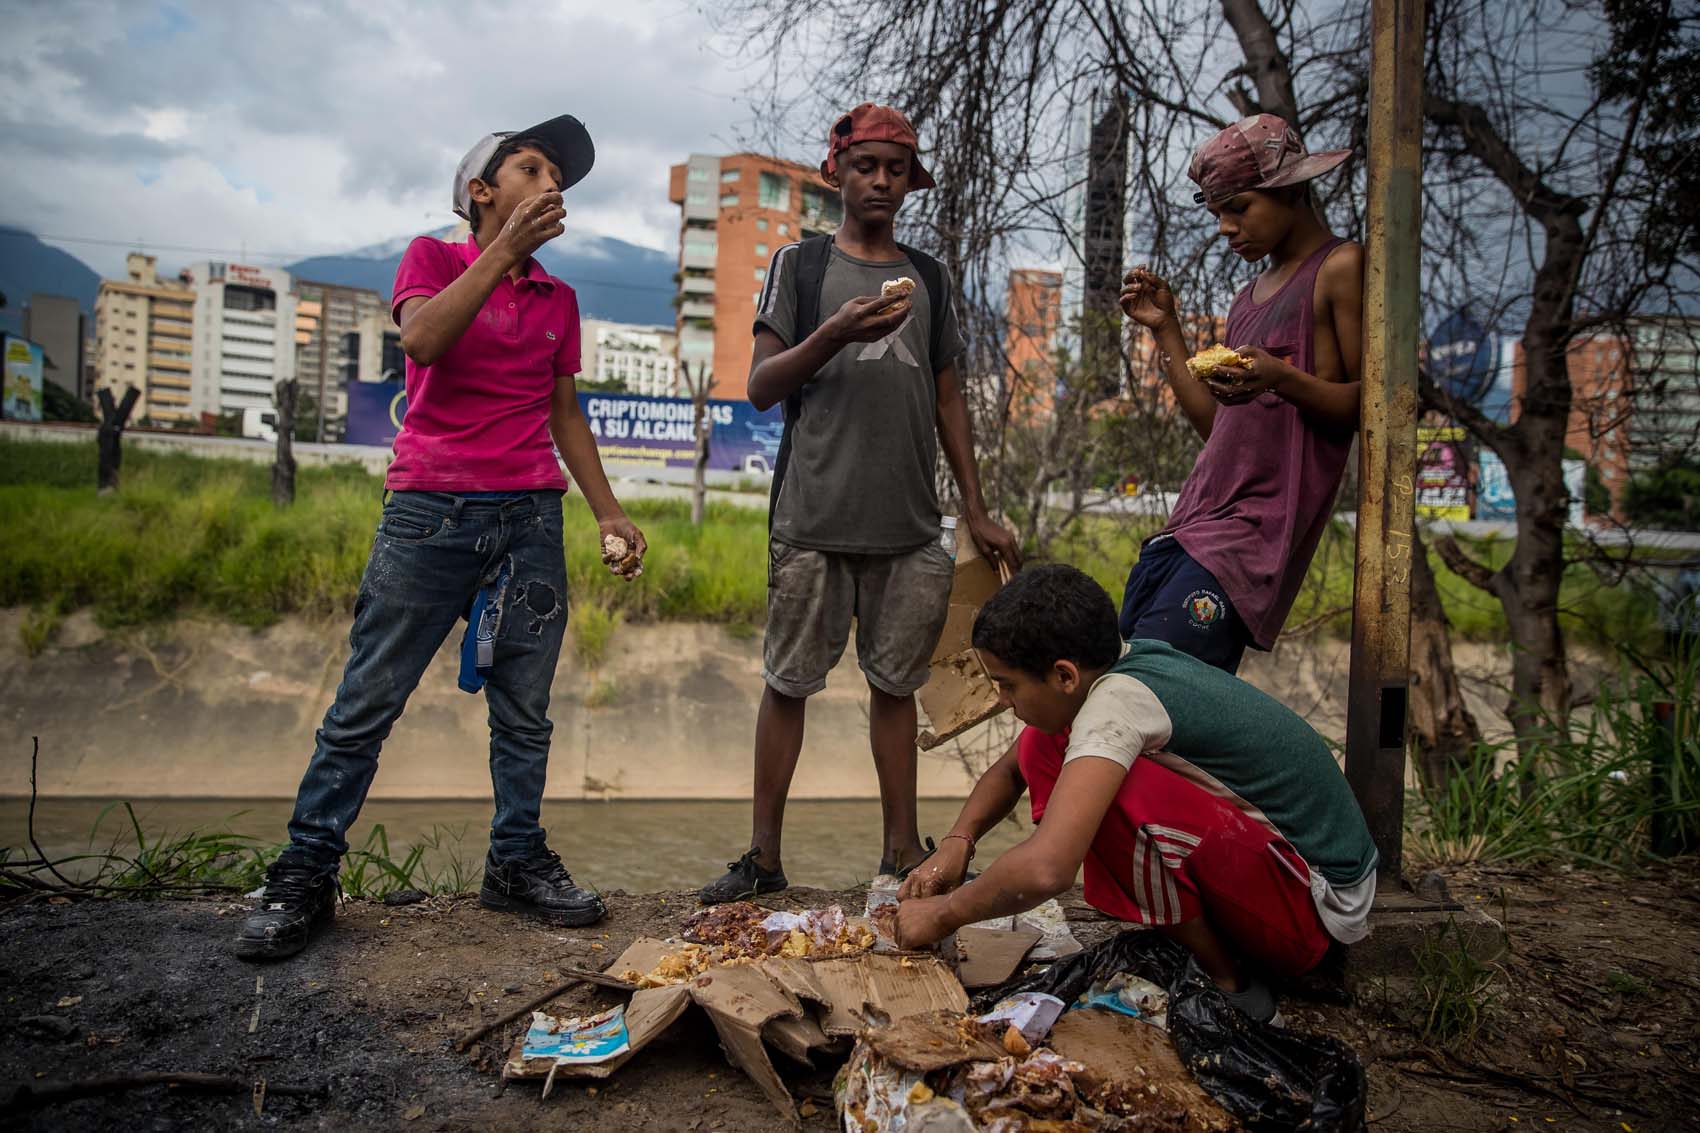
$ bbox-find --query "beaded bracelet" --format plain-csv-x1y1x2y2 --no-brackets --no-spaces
940,832,976,861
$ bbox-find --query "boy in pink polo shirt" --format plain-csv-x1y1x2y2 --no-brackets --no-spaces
236,114,646,961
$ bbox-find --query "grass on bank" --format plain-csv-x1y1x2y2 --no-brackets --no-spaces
0,438,768,631
0,438,1671,654
0,800,478,900
1408,644,1700,868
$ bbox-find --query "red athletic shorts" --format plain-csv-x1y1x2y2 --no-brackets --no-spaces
1017,726,1331,978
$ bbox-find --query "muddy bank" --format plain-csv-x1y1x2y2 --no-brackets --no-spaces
2,610,1541,801
3,861,1697,1131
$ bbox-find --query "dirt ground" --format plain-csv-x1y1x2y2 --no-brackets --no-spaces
2,862,1696,1132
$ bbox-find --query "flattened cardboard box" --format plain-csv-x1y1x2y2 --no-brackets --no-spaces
917,532,1008,750
505,938,973,1122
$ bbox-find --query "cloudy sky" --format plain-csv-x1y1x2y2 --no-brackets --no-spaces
0,0,792,275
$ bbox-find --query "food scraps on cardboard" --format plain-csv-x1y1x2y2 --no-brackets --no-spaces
837,1009,1237,1133
617,904,879,987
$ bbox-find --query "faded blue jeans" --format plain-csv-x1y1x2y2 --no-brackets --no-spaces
285,491,570,866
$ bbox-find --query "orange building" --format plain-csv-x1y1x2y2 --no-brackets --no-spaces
667,153,841,399
1507,336,1635,512
1003,269,1063,419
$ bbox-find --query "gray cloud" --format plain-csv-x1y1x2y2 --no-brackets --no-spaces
0,0,777,274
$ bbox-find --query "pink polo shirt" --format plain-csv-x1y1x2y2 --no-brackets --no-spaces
385,234,581,491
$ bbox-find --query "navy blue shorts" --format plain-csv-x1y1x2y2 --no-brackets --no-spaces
1118,536,1253,674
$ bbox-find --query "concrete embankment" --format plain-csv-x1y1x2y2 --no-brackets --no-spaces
0,609,1519,800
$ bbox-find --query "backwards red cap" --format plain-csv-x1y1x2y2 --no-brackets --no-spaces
824,103,936,190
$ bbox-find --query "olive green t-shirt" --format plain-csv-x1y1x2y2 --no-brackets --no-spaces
753,241,966,554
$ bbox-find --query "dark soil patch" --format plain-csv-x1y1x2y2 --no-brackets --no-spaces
2,864,1695,1131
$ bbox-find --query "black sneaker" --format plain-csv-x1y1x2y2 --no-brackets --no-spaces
1222,978,1280,1025
698,848,787,905
479,847,606,927
233,857,339,961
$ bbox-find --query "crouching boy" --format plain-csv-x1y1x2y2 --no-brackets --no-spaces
895,565,1376,1021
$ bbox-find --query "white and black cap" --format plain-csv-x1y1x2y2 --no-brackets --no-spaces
451,114,595,220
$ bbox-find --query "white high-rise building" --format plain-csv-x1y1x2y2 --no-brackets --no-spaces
582,319,680,397
185,261,297,416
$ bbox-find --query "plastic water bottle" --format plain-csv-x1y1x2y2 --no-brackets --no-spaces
940,514,958,560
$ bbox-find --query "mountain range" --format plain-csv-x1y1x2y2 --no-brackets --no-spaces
0,223,677,338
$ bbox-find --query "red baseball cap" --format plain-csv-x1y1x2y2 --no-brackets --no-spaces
1188,114,1348,206
824,103,936,190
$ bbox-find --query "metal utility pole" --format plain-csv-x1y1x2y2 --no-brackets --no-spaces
1346,0,1424,879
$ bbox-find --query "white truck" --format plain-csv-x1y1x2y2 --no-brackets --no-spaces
241,407,278,442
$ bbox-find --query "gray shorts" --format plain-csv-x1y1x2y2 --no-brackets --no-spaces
762,538,956,698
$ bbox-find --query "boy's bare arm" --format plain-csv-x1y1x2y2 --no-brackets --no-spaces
1120,267,1219,441
1218,243,1363,433
898,738,1027,900
935,362,1022,569
894,754,1127,948
746,294,910,411
398,193,565,365
549,372,646,566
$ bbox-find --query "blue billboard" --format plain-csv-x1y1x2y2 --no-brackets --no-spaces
1429,309,1514,424
344,381,409,447
342,383,784,474
578,392,783,474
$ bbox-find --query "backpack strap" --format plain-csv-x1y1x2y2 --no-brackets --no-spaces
894,241,948,371
769,235,835,528
767,237,950,528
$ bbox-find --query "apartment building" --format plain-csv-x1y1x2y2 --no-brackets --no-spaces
667,152,841,398
1003,269,1064,419
184,261,297,418
21,293,87,399
91,253,196,424
295,279,386,440
581,319,679,397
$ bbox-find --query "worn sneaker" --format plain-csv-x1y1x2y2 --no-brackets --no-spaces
479,847,606,927
233,857,339,961
698,848,788,905
1222,978,1281,1025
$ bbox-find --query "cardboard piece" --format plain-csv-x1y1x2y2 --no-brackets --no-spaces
954,924,1043,989
1046,1010,1238,1132
916,529,1009,750
504,937,970,1121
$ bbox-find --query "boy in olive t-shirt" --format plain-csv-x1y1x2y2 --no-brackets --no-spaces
698,104,1020,904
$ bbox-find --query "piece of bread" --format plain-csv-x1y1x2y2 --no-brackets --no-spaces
880,277,916,301
600,533,643,576
1185,343,1251,378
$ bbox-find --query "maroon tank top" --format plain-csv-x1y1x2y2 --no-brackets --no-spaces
1163,237,1353,649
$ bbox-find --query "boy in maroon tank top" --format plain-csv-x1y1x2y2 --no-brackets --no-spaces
1116,115,1364,673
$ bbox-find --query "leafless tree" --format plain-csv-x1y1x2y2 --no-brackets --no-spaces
715,0,1700,779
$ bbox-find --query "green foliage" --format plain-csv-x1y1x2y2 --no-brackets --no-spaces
18,600,64,657
0,438,767,629
1413,918,1500,1048
0,804,479,899
0,438,1672,651
569,600,623,668
42,381,95,423
1623,458,1700,531
1408,650,1700,867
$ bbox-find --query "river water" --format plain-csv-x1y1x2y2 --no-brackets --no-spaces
0,797,1033,893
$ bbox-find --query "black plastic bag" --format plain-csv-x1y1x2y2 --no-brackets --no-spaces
972,930,1367,1133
